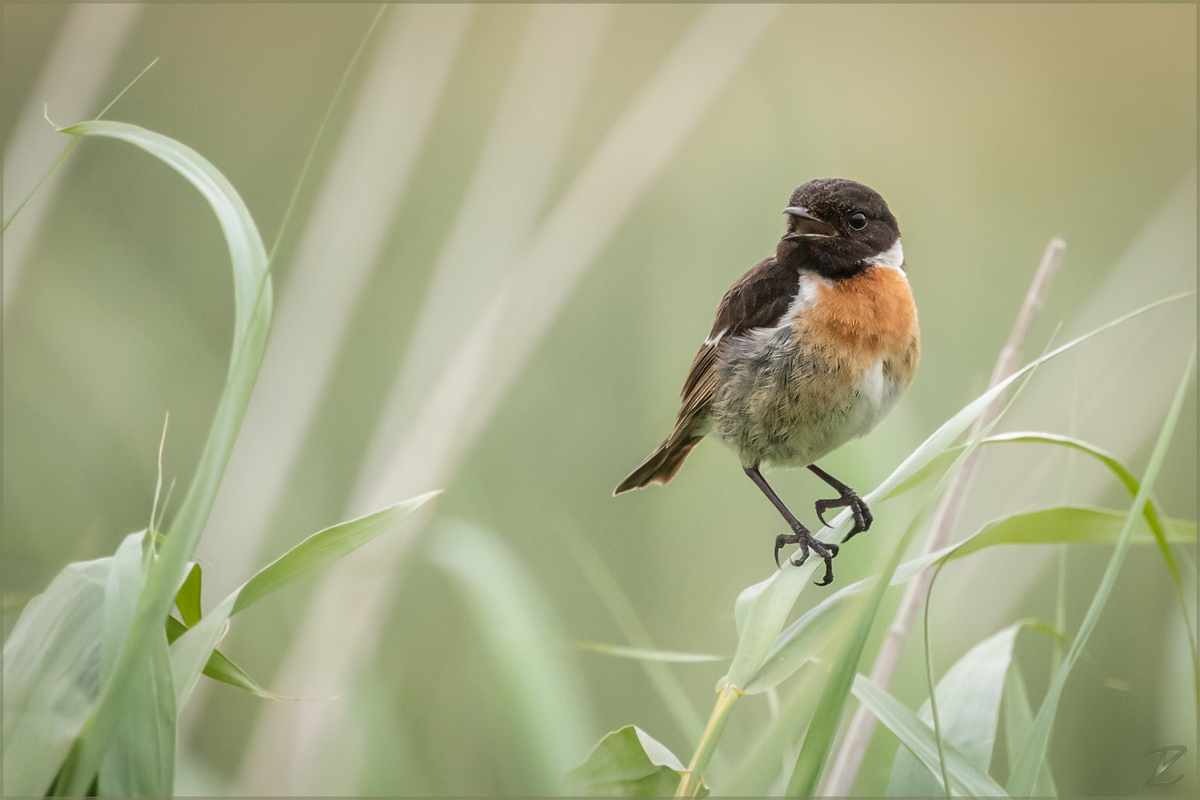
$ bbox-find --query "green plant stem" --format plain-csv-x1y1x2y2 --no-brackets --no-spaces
924,559,953,797
676,685,741,797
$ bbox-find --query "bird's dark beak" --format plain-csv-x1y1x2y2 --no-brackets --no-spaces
782,205,837,239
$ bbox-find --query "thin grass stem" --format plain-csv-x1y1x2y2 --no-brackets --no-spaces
923,559,953,797
676,685,741,797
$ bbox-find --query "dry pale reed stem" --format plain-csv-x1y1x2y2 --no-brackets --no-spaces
821,237,1065,796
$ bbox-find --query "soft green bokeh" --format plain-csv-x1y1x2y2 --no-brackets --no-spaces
4,3,1195,796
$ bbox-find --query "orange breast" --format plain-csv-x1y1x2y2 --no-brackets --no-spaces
794,266,920,388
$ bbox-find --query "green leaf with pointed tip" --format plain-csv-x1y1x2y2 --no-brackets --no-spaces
175,564,203,628
1004,666,1057,796
568,725,709,797
854,674,1009,796
887,624,1021,796
164,616,276,699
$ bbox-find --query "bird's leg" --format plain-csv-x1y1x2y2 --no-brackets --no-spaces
744,465,838,586
808,464,873,542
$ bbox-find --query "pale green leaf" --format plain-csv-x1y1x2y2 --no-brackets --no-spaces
174,564,202,628
853,674,1009,796
887,625,1021,796
1003,667,1057,796
568,725,708,797
2,559,108,797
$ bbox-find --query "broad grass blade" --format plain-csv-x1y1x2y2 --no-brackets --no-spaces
97,533,175,796
887,625,1021,796
1007,347,1195,795
430,521,593,795
2,559,108,796
1003,667,1057,796
568,725,707,797
852,674,1009,796
49,119,272,795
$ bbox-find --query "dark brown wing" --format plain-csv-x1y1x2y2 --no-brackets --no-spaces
676,256,798,424
614,256,798,494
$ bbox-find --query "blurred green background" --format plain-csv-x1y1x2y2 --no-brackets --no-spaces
3,3,1196,796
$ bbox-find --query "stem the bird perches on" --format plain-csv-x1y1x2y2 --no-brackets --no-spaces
676,685,742,797
821,237,1065,796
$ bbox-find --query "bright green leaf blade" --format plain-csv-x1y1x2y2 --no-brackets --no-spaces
175,563,203,628
1003,666,1057,796
888,625,1021,796
1008,347,1196,796
232,492,438,616
52,119,273,795
853,674,1009,796
2,559,109,796
577,643,724,663
170,592,237,710
568,725,708,797
430,521,593,795
164,616,277,699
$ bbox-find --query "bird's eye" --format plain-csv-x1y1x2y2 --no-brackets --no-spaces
849,212,868,230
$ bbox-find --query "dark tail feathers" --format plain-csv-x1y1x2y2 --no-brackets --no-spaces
613,434,703,495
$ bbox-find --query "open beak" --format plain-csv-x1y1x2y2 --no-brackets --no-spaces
782,205,837,239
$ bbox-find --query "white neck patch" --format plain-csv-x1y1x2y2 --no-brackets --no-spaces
866,239,905,273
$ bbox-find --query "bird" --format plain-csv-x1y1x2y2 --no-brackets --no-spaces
614,178,919,586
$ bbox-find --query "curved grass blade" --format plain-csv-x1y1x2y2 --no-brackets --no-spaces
852,674,1009,796
164,616,275,700
50,120,272,795
1007,347,1195,796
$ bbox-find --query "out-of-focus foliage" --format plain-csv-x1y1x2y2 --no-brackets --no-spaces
3,3,1194,796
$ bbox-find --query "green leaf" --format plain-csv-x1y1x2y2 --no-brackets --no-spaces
1003,666,1057,796
577,643,725,663
97,533,175,797
568,725,708,797
233,491,438,616
174,564,203,628
172,495,437,709
164,616,276,699
1007,347,1196,796
430,521,593,795
3,559,108,796
852,674,1009,796
887,624,1021,796
52,119,273,795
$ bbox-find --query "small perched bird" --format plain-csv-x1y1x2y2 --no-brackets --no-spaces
615,179,919,585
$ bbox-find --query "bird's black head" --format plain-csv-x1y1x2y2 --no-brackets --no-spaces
777,178,902,279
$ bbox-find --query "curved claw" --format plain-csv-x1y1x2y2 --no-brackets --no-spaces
813,559,834,586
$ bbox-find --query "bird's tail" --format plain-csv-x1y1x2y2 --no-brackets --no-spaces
613,433,704,495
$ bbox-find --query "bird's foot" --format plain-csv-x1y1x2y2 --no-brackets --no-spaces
774,529,839,586
815,488,873,543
